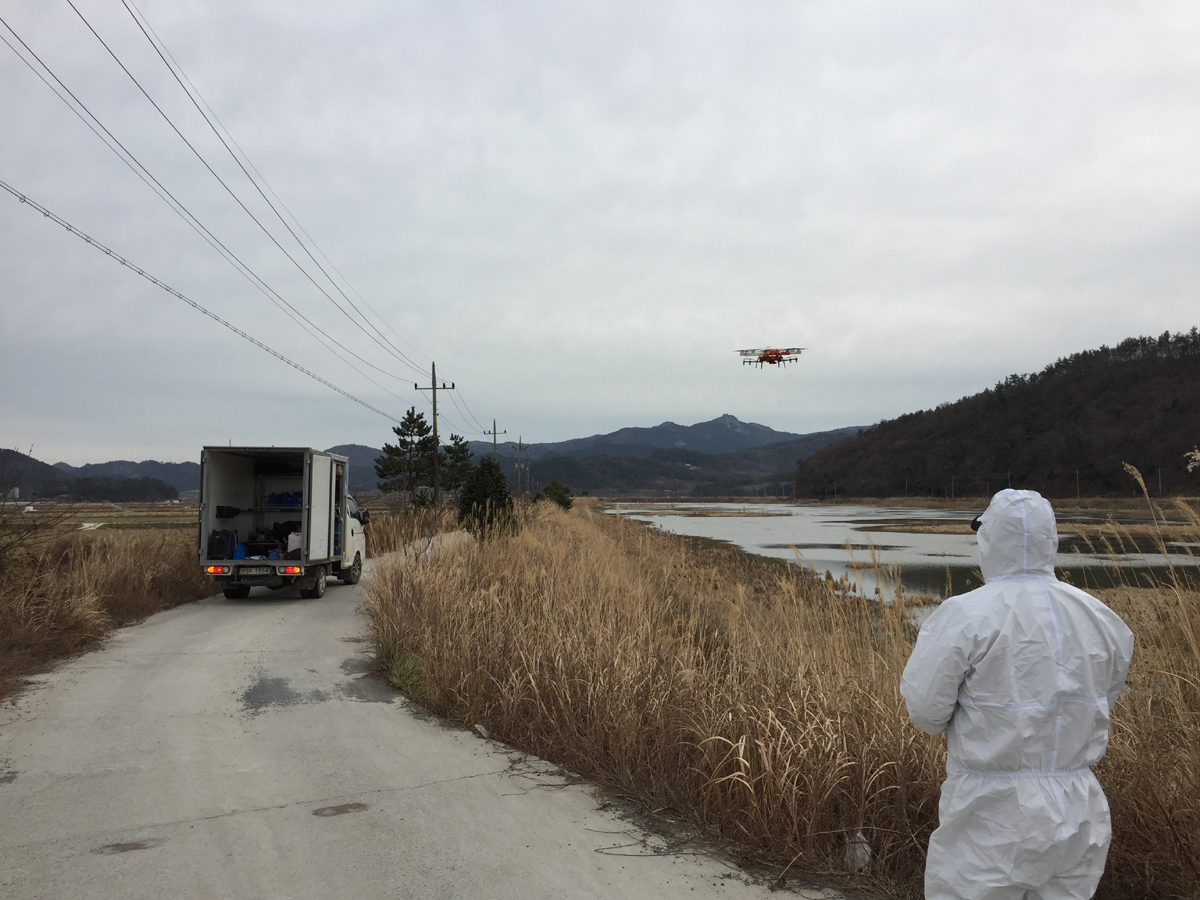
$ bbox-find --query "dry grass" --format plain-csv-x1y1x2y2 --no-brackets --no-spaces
363,506,458,558
365,501,1199,898
0,529,213,699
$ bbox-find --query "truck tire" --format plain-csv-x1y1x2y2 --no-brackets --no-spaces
341,553,362,585
300,565,327,599
223,584,251,600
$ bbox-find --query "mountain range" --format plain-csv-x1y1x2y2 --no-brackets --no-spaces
54,459,201,493
5,415,850,499
332,416,862,495
471,414,810,460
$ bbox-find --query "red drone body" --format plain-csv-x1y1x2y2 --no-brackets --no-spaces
736,347,806,368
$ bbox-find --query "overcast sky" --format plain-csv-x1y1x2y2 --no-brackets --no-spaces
2,1,1197,465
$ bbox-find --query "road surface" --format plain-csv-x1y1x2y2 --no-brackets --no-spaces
0,556,843,900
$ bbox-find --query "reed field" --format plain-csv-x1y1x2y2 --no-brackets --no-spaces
363,505,458,558
0,508,213,699
366,501,1200,899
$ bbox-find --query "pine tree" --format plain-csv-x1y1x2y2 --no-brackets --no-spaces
442,434,474,495
375,408,438,503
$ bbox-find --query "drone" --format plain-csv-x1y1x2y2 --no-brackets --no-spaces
736,347,806,368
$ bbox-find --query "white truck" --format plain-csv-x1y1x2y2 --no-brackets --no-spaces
198,447,368,600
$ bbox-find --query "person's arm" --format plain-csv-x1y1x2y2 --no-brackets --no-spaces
900,604,973,735
1105,617,1135,711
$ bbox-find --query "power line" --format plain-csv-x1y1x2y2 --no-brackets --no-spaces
118,0,498,427
0,15,413,402
3,8,493,436
121,0,435,373
63,0,429,381
0,178,399,422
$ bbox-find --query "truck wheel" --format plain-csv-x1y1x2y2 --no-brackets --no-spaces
341,553,362,585
300,566,327,599
223,584,251,600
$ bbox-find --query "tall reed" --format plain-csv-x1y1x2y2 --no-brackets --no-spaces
366,503,1199,898
363,505,458,558
0,529,213,697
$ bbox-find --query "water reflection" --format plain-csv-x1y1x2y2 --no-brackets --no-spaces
612,502,1197,600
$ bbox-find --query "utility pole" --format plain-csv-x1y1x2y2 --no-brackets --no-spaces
485,419,507,458
950,475,955,500
414,362,454,505
515,437,525,498
1076,468,1080,499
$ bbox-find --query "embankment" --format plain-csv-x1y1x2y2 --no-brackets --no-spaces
366,504,1200,899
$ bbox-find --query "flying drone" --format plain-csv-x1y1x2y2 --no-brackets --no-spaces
736,347,806,368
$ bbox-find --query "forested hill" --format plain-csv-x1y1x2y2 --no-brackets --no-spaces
795,330,1200,499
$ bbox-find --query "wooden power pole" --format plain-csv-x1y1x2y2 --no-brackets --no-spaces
414,362,454,504
485,419,507,458
515,437,526,498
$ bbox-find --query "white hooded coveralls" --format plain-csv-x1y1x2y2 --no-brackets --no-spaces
900,490,1134,900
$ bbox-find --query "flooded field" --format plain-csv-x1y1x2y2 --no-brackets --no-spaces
611,501,1200,599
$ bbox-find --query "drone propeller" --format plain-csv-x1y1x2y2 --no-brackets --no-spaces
736,349,766,356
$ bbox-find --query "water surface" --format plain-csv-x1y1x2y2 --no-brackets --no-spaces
612,502,1195,599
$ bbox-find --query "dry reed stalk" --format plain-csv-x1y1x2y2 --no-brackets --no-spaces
366,503,1200,899
364,506,458,558
0,529,213,698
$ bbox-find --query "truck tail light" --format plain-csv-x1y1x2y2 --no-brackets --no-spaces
279,565,302,575
206,565,230,575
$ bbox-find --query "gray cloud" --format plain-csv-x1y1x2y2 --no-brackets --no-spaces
2,0,1197,464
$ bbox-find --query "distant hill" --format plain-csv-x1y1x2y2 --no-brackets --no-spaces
795,330,1200,499
468,414,810,461
54,459,200,493
512,427,862,497
1,449,73,499
2,450,178,501
334,419,860,495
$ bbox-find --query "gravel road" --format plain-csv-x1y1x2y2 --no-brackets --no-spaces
0,557,842,900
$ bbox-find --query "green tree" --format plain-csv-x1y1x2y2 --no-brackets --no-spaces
375,408,438,502
442,434,474,495
535,480,573,510
457,456,512,532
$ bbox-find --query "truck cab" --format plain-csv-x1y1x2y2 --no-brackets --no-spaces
198,447,368,600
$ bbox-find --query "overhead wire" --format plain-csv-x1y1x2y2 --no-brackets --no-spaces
122,0,435,371
114,0,488,430
0,178,399,422
0,15,414,405
4,6,494,434
63,0,430,382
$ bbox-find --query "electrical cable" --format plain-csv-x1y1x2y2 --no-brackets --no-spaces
64,0,428,380
0,178,399,422
123,0,491,435
0,16,414,403
4,8,480,431
122,0,435,371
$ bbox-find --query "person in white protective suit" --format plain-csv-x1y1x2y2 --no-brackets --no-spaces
900,489,1134,900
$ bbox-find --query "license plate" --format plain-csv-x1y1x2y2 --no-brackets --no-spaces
240,566,270,576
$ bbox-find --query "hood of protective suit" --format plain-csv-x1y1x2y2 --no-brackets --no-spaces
977,489,1059,581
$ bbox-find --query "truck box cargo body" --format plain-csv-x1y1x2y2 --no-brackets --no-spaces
198,447,367,599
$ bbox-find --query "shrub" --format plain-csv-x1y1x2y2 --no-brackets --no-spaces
456,457,512,532
534,480,573,510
